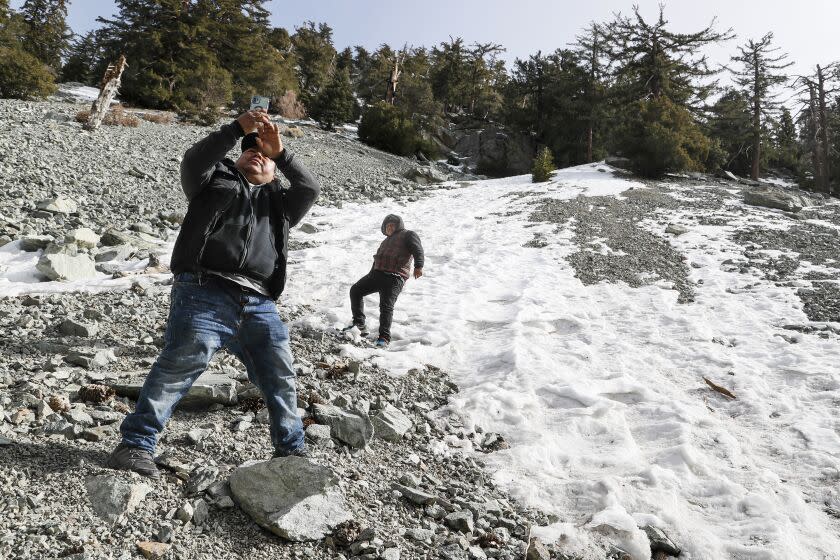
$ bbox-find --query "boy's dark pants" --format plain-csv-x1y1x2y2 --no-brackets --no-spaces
350,270,405,341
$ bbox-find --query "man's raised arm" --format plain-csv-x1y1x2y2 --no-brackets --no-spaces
180,111,270,201
274,150,320,228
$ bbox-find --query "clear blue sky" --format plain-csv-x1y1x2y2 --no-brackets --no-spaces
12,0,840,79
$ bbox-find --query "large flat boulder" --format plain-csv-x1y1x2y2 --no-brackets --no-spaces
744,187,809,213
229,457,352,541
37,244,97,281
110,372,238,408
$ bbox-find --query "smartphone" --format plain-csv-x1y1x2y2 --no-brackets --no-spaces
250,95,270,111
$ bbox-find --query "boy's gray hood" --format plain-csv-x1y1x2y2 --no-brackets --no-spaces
381,214,404,234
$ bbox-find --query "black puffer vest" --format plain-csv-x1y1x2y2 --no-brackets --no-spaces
170,160,290,297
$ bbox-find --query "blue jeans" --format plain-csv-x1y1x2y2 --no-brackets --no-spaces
119,272,304,455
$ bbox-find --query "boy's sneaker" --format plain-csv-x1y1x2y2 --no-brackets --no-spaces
106,443,160,479
341,323,369,337
374,338,389,348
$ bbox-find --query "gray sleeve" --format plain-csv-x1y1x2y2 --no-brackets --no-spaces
273,150,320,228
405,231,424,269
179,120,244,201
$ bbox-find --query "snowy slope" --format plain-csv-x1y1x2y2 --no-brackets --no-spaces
4,164,840,559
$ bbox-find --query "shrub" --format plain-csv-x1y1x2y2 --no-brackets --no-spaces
74,104,140,127
140,112,175,125
173,60,233,126
531,146,556,182
0,45,56,99
273,90,306,120
308,69,357,130
359,101,437,158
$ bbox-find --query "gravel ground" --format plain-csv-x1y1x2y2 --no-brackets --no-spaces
0,98,593,560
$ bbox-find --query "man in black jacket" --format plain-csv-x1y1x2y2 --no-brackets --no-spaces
107,110,320,478
343,214,424,347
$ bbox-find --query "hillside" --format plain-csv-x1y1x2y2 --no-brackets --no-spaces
1,97,840,560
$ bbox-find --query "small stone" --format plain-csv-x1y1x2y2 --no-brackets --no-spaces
59,318,99,337
392,483,436,506
665,224,689,236
37,252,97,281
85,474,151,525
19,235,53,252
187,428,211,445
136,541,170,560
298,223,319,234
192,498,209,525
305,423,332,443
445,510,475,534
526,537,550,560
37,196,77,214
175,501,194,523
184,465,219,495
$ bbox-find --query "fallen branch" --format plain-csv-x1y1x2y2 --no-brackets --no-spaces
703,377,736,399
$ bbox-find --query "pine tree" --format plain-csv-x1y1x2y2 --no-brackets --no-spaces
61,30,103,84
730,32,792,180
207,0,293,106
573,22,610,163
309,68,357,130
532,146,556,182
292,21,336,105
429,37,469,112
707,89,753,175
604,6,733,177
0,0,56,98
767,106,799,172
19,0,71,71
97,0,230,116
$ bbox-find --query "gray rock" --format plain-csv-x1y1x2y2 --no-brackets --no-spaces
100,228,134,247
19,235,53,252
744,187,808,213
0,436,13,446
605,156,633,171
37,251,97,281
95,244,136,262
643,525,681,556
84,474,151,525
111,372,237,408
37,196,77,214
187,427,211,445
372,403,413,442
405,528,435,543
312,403,374,449
175,501,194,523
65,228,100,249
229,457,353,541
65,349,114,369
665,224,689,236
405,166,447,185
184,465,219,495
298,222,319,234
526,537,550,560
59,318,99,337
64,408,95,426
393,483,437,506
382,548,401,560
305,423,332,443
444,510,474,533
192,498,209,525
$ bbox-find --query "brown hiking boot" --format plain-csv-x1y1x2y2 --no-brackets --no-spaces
106,443,160,479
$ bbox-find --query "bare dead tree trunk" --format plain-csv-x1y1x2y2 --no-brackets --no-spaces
751,53,761,180
84,55,128,132
808,84,827,192
817,65,832,194
386,51,404,105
